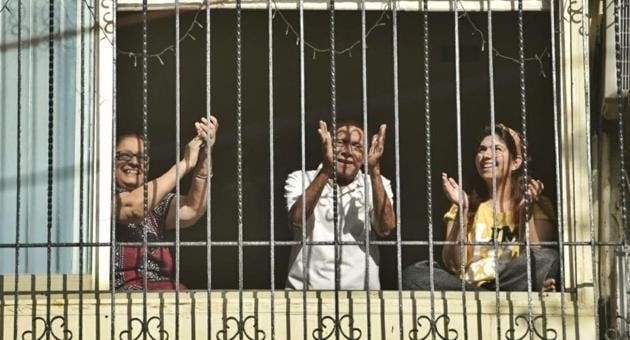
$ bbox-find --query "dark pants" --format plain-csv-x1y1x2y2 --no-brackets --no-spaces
402,248,560,291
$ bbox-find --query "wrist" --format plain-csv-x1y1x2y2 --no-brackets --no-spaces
320,162,334,177
193,162,212,179
194,172,212,180
179,160,194,175
369,165,381,177
454,199,468,211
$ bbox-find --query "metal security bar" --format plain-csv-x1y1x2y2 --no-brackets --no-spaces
0,0,628,339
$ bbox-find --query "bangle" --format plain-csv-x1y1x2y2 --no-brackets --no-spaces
195,173,211,180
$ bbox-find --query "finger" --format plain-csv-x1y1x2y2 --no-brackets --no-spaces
379,124,387,144
449,177,459,191
317,128,325,143
526,181,536,196
319,120,328,134
197,130,208,140
443,180,454,192
375,134,383,150
441,174,451,189
209,115,219,129
190,136,203,147
528,185,539,201
371,134,379,148
196,121,209,133
530,180,542,198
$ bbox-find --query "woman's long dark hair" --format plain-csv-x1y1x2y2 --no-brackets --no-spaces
466,125,526,234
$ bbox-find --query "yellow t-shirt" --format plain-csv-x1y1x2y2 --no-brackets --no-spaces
443,196,555,285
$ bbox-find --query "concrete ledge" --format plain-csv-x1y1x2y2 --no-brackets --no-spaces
1,290,595,339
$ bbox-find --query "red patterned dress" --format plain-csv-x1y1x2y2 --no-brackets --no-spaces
115,188,186,290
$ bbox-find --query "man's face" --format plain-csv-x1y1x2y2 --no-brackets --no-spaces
115,136,146,190
334,125,364,183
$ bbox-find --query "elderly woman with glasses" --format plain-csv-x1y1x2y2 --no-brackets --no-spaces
114,116,218,290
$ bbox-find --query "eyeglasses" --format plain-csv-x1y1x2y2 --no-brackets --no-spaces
116,151,149,165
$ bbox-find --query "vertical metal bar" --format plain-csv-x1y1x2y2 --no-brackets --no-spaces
613,0,630,333
360,0,372,339
624,0,628,90
624,0,630,333
617,251,626,335
47,0,55,337
328,0,340,335
205,0,213,336
486,0,502,337
580,0,601,336
267,0,276,337
549,0,568,336
625,1,630,333
298,0,307,333
110,0,118,337
421,0,436,338
391,0,404,338
235,0,245,330
13,0,23,338
515,0,535,337
175,0,182,338
79,0,86,338
453,0,470,337
141,0,149,337
619,0,628,90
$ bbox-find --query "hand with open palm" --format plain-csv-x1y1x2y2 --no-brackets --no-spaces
442,172,469,210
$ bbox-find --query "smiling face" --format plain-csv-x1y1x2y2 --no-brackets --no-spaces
475,134,520,185
115,135,146,191
334,125,364,185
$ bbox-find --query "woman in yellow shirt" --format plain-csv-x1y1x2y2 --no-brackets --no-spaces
403,124,559,292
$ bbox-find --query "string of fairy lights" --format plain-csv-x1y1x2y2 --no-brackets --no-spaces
0,0,550,74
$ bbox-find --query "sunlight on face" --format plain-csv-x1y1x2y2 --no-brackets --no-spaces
334,125,364,184
474,135,515,184
115,136,146,191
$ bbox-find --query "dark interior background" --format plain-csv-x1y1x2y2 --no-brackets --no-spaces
116,9,556,290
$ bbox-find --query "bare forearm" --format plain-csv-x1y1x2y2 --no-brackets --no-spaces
370,171,395,237
117,160,189,223
288,169,330,229
178,165,211,224
442,218,469,275
520,210,555,248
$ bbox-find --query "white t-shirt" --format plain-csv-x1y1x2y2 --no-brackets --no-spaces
284,166,394,290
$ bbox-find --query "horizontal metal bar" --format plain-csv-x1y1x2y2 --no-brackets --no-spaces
0,241,625,247
1,287,581,296
115,0,549,11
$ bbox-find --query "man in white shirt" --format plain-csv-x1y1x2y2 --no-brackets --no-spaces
285,120,396,290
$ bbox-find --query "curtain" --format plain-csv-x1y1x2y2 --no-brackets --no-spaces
0,0,94,274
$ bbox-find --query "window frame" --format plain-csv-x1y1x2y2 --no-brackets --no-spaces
94,0,596,298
